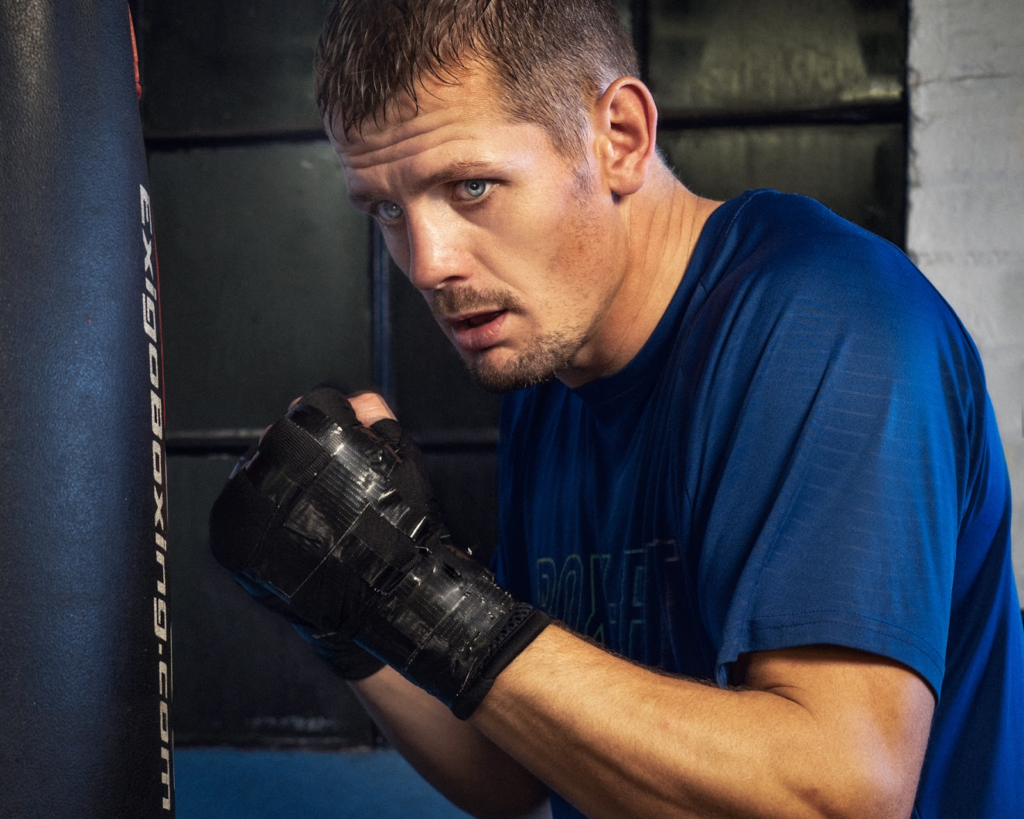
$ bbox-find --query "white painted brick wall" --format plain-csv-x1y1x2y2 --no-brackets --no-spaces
908,0,1024,600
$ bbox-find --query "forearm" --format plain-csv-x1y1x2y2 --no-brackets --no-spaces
471,626,917,819
352,665,549,819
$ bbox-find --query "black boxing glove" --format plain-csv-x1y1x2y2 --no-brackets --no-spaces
209,387,550,718
232,569,385,681
221,407,385,683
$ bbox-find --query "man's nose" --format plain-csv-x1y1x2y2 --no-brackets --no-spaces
405,212,465,292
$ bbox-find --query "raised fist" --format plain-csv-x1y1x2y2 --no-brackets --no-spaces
210,387,548,717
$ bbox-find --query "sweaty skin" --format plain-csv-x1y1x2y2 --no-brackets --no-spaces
326,65,935,819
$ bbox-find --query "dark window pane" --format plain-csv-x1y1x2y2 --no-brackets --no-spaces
149,142,372,433
388,264,502,434
141,1,326,136
649,0,905,113
169,455,375,747
659,123,906,246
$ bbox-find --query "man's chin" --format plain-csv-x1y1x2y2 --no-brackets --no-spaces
458,327,585,391
463,342,572,393
467,360,558,394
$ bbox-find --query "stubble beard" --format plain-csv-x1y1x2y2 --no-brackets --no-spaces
430,286,588,393
466,327,583,393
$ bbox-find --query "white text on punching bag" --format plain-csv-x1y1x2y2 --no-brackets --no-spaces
141,184,172,812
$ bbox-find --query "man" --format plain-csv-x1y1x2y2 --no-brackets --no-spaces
210,1,1024,817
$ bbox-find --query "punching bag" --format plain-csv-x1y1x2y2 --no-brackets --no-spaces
0,2,174,817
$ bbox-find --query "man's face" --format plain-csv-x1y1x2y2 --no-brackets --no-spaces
330,67,628,392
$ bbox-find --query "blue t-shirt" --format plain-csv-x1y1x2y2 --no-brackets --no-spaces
495,190,1023,818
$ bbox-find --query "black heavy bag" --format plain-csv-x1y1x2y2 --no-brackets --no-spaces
0,2,174,817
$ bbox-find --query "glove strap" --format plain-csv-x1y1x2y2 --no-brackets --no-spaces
450,605,550,719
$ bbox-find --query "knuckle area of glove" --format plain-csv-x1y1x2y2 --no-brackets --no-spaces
249,424,428,611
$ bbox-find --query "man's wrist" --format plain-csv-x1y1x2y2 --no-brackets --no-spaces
353,544,550,718
450,606,551,719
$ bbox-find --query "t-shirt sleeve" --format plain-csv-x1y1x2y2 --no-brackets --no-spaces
693,235,978,697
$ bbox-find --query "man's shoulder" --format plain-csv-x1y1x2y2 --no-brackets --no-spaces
720,188,874,241
715,190,910,286
706,190,951,340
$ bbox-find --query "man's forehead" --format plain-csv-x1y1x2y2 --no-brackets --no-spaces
328,64,507,165
331,104,467,167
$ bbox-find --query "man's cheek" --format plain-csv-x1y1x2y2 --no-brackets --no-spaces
380,231,409,273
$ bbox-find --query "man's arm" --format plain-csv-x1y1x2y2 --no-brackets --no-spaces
346,393,934,819
213,390,934,819
351,666,551,819
472,625,934,819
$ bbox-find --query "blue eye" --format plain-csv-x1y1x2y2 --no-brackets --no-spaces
378,201,403,221
461,180,489,199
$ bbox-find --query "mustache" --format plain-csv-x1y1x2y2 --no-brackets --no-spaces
430,287,524,320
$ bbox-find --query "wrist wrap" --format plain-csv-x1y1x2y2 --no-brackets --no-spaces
210,388,548,717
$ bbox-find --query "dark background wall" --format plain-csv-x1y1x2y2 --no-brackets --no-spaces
141,0,909,751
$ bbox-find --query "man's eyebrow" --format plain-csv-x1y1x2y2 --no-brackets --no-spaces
348,160,499,205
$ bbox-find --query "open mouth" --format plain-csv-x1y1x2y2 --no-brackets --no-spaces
456,310,505,329
446,309,510,351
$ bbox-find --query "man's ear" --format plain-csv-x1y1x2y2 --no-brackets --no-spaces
592,76,658,198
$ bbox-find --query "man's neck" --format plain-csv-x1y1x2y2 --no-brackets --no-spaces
557,165,720,389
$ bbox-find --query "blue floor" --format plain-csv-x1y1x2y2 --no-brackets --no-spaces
175,747,473,819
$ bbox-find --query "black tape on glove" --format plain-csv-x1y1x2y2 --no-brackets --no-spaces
210,388,549,717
